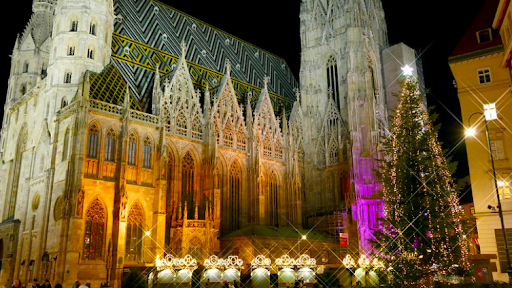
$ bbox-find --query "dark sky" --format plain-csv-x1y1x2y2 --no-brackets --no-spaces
1,1,487,199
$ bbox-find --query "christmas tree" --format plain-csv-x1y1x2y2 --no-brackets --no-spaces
374,72,471,286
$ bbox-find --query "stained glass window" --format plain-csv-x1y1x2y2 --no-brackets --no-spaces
229,162,241,231
105,127,117,162
269,171,278,226
126,201,145,262
87,124,99,159
128,132,137,165
182,152,195,219
142,136,152,168
165,151,175,247
83,198,106,260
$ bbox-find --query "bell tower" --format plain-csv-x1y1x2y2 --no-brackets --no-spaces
299,0,389,255
46,0,114,113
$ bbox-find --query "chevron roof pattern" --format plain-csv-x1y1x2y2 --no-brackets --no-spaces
112,0,298,112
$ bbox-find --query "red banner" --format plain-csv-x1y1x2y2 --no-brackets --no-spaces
340,233,349,246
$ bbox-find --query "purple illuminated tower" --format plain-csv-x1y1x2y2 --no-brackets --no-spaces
299,0,389,256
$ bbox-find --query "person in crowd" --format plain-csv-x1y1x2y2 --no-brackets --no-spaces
77,283,88,288
42,280,51,288
10,280,20,288
71,282,80,288
54,284,62,288
31,279,39,288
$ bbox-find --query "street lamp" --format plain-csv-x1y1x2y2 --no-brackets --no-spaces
466,105,512,281
298,234,306,256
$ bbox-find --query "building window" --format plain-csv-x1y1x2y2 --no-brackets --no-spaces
181,152,195,219
87,124,99,159
87,49,94,60
499,181,511,200
269,171,278,226
228,162,241,231
142,136,152,168
68,46,75,56
89,23,96,35
478,68,491,84
490,139,506,160
470,206,475,215
326,56,340,106
126,201,144,262
64,72,72,84
20,84,27,95
70,21,78,32
128,132,137,166
83,198,106,260
23,62,29,73
477,29,492,44
105,127,117,162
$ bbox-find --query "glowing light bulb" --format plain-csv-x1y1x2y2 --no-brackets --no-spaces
401,65,413,76
465,128,476,137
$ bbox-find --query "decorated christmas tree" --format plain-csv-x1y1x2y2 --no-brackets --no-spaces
374,70,471,286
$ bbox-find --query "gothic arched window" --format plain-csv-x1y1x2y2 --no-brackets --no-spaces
83,198,106,260
70,20,78,32
128,132,137,165
7,127,27,219
229,162,241,231
181,152,195,219
87,49,95,60
126,201,145,262
89,23,96,35
224,125,234,147
105,127,117,162
326,56,340,107
165,151,175,247
176,112,187,137
87,124,99,159
269,171,279,226
142,136,152,168
263,134,272,157
191,116,202,140
64,72,72,84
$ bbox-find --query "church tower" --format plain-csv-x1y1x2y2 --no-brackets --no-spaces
46,0,114,112
299,0,388,255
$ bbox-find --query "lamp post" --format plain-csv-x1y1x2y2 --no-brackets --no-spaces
466,106,512,282
298,234,306,256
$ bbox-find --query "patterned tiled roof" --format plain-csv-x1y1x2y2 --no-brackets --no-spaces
112,0,298,112
88,63,140,110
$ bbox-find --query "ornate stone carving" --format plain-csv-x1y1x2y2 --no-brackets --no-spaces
75,186,84,218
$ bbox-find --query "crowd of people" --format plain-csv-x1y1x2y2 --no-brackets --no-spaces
6,279,90,288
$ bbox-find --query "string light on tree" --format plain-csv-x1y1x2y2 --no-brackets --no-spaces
373,70,471,286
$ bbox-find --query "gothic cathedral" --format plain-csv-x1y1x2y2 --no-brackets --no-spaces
0,0,414,287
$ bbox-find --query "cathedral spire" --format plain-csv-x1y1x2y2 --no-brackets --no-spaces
246,91,253,134
225,59,232,76
180,41,187,57
124,86,130,110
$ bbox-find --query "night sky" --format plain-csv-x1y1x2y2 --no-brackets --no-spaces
1,0,487,202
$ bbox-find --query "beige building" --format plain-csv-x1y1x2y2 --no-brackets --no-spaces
0,0,412,287
450,0,512,282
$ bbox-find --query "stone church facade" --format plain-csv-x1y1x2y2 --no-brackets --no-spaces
0,0,413,287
